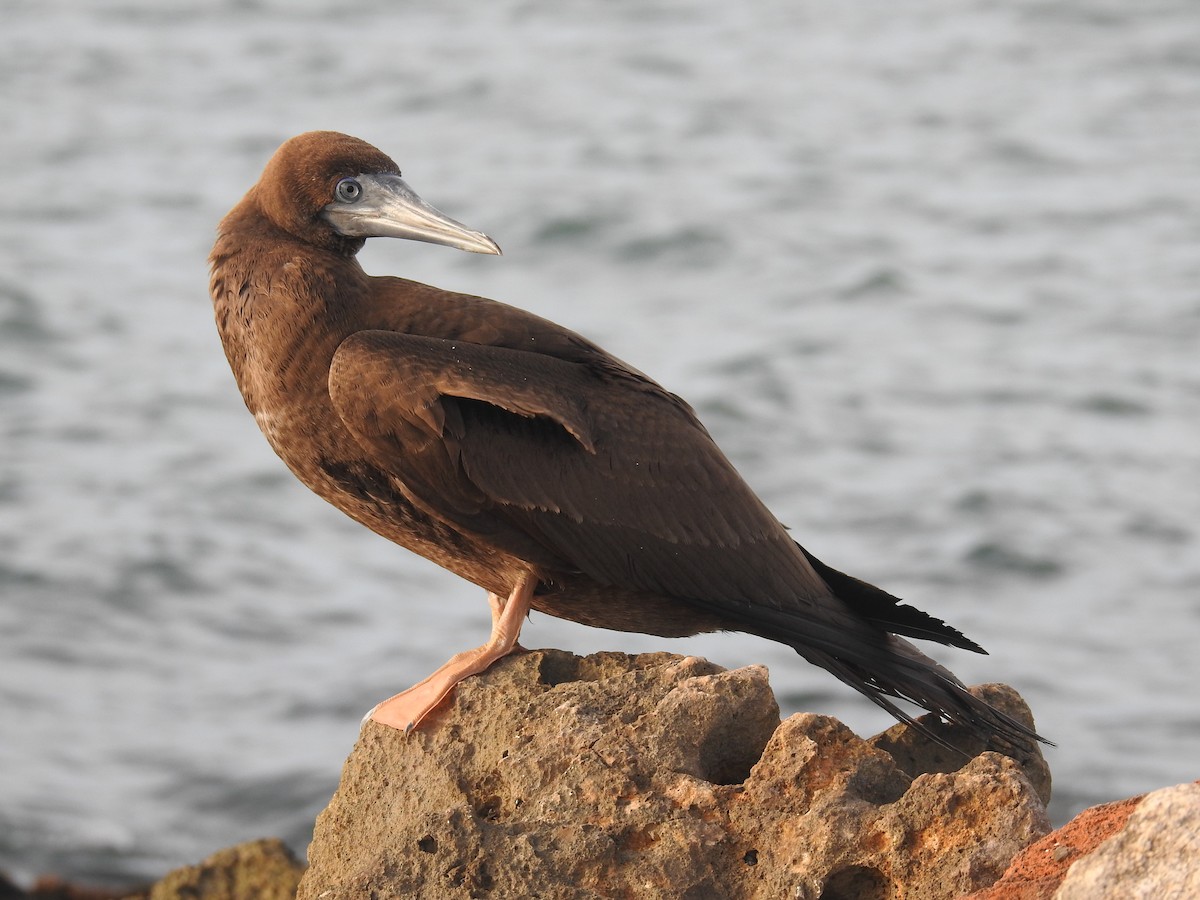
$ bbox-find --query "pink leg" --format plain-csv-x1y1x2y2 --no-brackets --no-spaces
368,573,535,733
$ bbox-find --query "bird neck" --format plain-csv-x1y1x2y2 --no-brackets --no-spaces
209,208,367,417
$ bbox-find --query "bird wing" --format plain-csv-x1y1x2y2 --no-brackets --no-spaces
327,329,834,609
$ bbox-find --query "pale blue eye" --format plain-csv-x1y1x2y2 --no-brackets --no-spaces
335,178,362,203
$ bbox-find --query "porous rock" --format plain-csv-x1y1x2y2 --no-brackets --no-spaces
868,682,1051,808
298,650,1049,900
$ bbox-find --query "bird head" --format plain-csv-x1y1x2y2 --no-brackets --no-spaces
252,131,501,257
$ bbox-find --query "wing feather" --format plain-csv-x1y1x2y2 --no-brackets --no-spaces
328,330,831,608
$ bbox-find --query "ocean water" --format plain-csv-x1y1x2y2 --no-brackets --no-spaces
2,0,1198,886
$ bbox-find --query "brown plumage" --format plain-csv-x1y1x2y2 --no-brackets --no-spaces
209,131,1043,747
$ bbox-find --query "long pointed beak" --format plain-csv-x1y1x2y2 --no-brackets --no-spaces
323,173,502,255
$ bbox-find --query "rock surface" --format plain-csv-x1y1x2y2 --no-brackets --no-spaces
965,780,1200,900
144,838,304,900
1054,781,1200,899
963,794,1143,900
0,873,144,900
0,840,303,900
298,649,1050,900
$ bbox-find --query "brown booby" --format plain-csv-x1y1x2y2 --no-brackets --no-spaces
209,131,1042,748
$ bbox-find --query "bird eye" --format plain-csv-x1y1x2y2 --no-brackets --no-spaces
335,178,362,203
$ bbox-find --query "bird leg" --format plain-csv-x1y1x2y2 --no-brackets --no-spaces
368,573,536,733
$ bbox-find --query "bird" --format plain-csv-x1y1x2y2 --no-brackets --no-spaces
209,130,1043,749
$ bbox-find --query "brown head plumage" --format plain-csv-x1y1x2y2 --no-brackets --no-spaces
249,131,401,254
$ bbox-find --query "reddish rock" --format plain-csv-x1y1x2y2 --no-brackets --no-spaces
1055,782,1200,898
0,873,148,900
26,881,146,900
0,840,301,900
962,794,1140,900
963,783,1200,900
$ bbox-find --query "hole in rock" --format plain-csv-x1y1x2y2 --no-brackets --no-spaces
743,849,758,866
535,650,651,687
475,795,503,822
536,652,583,686
819,865,892,900
701,748,761,786
694,718,776,785
417,835,437,854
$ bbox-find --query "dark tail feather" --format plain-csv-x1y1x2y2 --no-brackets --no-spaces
797,545,987,653
795,631,1049,753
703,599,1050,752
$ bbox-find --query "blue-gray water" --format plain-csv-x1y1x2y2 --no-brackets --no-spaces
3,0,1198,887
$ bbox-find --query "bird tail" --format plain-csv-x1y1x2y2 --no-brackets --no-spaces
797,545,987,652
793,627,1048,752
706,600,1048,752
